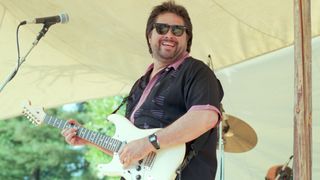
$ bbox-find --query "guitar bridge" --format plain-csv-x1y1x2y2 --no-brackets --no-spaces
142,152,156,169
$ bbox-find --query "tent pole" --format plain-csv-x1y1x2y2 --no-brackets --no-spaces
293,0,312,179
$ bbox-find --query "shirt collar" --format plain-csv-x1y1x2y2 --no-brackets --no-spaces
146,52,190,72
168,52,190,70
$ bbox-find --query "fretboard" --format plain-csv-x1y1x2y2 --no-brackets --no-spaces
44,115,122,153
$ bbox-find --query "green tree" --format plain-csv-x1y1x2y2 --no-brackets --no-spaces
0,95,125,180
0,114,87,179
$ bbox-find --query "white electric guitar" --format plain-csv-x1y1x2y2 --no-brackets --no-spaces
22,101,185,180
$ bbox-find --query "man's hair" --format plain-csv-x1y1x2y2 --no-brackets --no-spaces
145,0,193,54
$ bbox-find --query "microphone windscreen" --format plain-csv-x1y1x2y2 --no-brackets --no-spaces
59,13,69,24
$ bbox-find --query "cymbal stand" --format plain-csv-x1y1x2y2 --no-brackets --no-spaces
217,121,225,180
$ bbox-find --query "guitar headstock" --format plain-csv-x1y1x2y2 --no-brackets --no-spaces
21,100,46,126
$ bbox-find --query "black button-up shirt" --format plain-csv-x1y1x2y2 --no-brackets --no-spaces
126,56,224,180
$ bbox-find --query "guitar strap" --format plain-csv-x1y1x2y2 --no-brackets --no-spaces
175,128,214,180
111,74,142,115
111,96,128,114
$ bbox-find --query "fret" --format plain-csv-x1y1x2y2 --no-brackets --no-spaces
112,139,118,152
102,135,109,148
102,136,109,147
109,138,114,151
82,128,88,139
89,132,97,142
103,136,109,149
109,138,115,151
96,134,101,146
88,131,93,141
53,117,57,127
108,138,115,150
56,118,62,128
47,116,53,125
81,128,88,139
62,121,68,129
50,116,54,125
78,128,84,138
61,120,68,129
113,141,118,152
104,137,111,150
78,127,85,138
94,133,101,145
93,132,99,142
81,128,87,139
114,140,120,152
90,130,95,142
52,117,57,127
55,118,61,128
98,134,105,146
86,130,92,141
58,119,63,129
64,123,71,129
115,141,122,152
74,125,80,131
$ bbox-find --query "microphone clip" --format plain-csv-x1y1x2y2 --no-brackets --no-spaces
36,23,54,42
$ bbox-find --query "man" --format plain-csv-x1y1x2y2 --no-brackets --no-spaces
62,1,223,180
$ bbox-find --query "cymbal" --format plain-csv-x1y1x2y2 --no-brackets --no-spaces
221,114,258,153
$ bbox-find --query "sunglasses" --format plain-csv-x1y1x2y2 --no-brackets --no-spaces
153,23,187,37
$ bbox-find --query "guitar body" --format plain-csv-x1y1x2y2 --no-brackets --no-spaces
98,114,186,180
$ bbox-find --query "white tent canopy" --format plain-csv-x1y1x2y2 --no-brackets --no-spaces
1,0,319,119
0,0,319,179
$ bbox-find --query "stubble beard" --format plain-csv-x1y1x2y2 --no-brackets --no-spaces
154,43,184,63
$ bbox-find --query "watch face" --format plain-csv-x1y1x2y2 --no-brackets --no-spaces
150,135,156,141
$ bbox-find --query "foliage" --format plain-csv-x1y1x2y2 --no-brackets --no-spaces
0,111,87,180
0,95,126,180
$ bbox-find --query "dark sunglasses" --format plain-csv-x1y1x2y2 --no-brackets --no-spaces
153,23,187,37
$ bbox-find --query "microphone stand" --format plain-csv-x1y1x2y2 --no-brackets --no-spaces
0,23,52,93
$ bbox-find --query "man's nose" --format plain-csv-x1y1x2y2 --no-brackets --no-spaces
164,28,175,37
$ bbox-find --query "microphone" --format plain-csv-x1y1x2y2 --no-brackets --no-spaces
21,13,69,25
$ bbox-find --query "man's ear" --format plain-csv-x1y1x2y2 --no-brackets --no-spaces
148,32,152,43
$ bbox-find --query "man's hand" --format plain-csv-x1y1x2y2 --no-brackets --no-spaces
119,137,155,168
61,119,88,146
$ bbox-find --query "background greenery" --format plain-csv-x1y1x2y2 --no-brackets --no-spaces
0,96,126,180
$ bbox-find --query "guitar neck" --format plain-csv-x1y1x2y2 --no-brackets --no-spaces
44,115,122,153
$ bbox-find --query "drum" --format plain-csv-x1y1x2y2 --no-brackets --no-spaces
265,165,293,180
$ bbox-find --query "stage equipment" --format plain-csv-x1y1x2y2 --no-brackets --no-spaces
216,105,258,180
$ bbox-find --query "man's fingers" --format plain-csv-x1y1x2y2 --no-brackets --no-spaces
123,161,130,168
65,130,76,143
67,119,81,126
61,129,66,136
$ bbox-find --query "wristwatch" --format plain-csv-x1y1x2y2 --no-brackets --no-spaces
148,133,160,150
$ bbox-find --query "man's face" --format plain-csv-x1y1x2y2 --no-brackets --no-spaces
148,12,188,63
